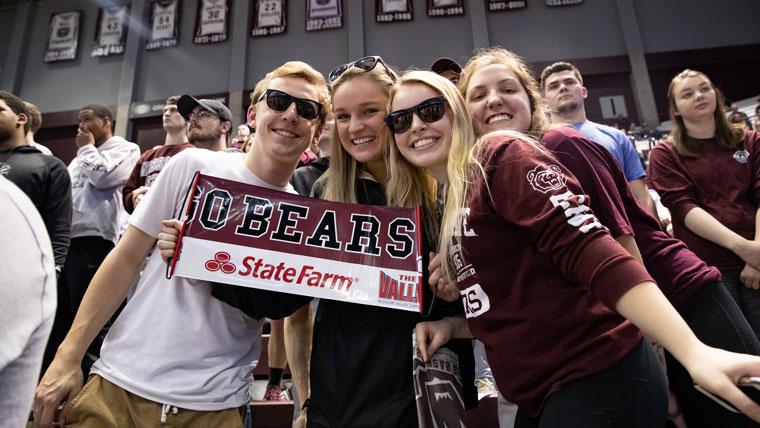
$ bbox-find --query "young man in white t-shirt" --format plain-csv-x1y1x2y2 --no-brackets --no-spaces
33,61,329,428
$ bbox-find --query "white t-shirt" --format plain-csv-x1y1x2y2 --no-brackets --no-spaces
92,148,295,410
0,177,56,428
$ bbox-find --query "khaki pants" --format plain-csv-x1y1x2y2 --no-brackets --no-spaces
63,375,245,428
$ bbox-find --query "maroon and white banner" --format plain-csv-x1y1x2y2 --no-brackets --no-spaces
193,0,229,44
251,0,287,37
427,0,464,17
92,6,129,57
376,0,413,23
306,0,342,32
44,11,81,62
146,0,180,50
171,173,424,312
546,0,582,6
413,334,466,427
488,0,527,12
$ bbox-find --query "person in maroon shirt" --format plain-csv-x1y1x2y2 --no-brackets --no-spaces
648,69,760,338
543,127,760,427
384,56,760,427
122,96,193,213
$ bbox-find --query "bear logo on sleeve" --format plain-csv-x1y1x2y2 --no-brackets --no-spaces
527,164,567,193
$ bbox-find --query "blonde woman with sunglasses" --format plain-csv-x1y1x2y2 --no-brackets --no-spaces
305,56,474,428
385,64,760,427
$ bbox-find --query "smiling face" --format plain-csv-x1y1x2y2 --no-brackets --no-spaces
248,76,322,166
390,83,452,180
542,69,586,119
332,77,388,165
671,74,717,124
465,64,532,136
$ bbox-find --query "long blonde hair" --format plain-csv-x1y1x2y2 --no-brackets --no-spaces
434,47,552,278
667,69,743,157
387,70,475,249
460,47,550,139
318,65,397,203
387,70,479,278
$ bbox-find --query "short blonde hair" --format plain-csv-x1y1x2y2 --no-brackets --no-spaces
250,61,330,128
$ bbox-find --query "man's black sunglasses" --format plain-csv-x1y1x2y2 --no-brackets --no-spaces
384,96,447,134
258,89,322,121
329,56,396,82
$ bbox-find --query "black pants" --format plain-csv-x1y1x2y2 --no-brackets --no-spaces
721,269,760,339
515,339,668,428
42,236,120,379
666,280,760,427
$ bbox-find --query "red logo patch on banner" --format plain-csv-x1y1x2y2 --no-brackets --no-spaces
171,172,424,312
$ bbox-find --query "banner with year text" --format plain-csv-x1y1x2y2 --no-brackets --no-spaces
171,173,424,312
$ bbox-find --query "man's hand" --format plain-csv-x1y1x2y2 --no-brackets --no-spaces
131,186,149,208
33,355,84,428
75,126,95,148
157,219,183,263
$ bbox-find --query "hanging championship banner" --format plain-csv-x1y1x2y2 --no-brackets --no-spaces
170,173,424,313
193,0,230,44
251,0,287,37
488,0,527,11
92,6,129,57
376,0,413,23
44,11,81,62
427,0,464,17
545,0,582,5
146,0,180,50
306,0,342,32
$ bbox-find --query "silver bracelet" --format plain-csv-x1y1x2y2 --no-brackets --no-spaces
443,316,459,336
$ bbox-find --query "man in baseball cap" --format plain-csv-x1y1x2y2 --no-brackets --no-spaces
431,57,462,85
177,95,232,151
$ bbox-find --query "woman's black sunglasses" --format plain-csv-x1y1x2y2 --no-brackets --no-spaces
258,89,322,121
384,96,447,134
329,56,396,82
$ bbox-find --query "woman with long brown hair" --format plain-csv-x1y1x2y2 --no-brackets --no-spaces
648,70,760,338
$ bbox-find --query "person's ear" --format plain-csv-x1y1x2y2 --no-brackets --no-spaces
17,112,28,129
581,87,588,99
247,105,257,128
221,121,231,134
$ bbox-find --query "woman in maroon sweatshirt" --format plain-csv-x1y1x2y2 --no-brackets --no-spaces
386,62,760,427
648,69,760,339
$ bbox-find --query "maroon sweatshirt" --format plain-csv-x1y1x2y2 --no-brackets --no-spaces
122,143,194,213
543,127,720,307
648,131,760,271
454,133,649,417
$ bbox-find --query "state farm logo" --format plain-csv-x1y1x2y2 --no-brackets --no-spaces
205,251,236,274
527,164,566,193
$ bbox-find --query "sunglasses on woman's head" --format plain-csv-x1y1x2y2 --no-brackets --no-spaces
384,96,447,134
258,89,322,121
328,56,396,82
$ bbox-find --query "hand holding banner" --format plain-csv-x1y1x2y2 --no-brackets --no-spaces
171,173,424,312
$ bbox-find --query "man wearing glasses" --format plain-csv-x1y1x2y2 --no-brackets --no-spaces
34,61,329,428
178,95,232,152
